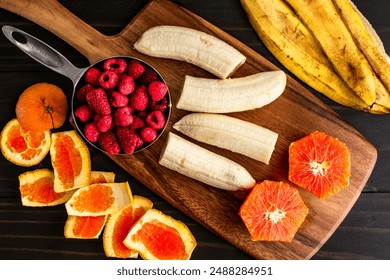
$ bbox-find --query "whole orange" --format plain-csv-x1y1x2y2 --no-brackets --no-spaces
16,83,68,131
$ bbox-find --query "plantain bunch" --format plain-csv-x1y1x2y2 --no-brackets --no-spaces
241,0,390,114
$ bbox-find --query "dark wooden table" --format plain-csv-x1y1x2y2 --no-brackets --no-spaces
0,0,389,260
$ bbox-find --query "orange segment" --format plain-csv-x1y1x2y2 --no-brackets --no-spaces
50,130,91,192
64,215,107,239
19,169,74,207
239,180,308,242
288,131,351,199
123,209,197,260
1,118,51,167
103,195,153,259
15,83,68,132
90,171,115,184
64,170,115,239
65,182,132,216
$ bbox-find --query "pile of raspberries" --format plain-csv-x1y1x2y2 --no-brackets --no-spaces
73,57,170,154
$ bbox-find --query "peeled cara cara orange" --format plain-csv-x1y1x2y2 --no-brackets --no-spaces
1,118,51,167
239,180,308,242
288,131,351,199
123,208,197,260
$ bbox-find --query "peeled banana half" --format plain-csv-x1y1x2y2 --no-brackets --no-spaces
134,25,246,79
241,0,390,114
173,113,278,164
176,71,286,113
159,132,256,191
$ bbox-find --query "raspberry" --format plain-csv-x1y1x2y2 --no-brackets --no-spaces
109,91,129,107
129,85,149,111
129,115,146,131
113,106,133,127
95,114,112,132
84,67,101,86
74,105,93,123
140,127,157,143
116,127,143,154
118,75,135,95
139,68,159,85
145,110,166,130
86,88,111,115
149,96,169,112
83,122,101,143
127,59,146,79
148,81,168,102
99,132,121,154
76,84,94,103
137,111,148,118
103,58,127,74
99,70,119,89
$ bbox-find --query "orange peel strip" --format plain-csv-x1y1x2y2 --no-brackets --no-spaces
65,182,132,216
123,208,197,260
103,195,153,259
50,130,91,193
1,118,51,167
64,215,107,239
64,171,115,239
90,171,116,184
19,168,74,207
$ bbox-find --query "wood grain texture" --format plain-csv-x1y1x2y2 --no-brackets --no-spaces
0,0,380,259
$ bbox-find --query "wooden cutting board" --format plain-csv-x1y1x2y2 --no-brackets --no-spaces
0,0,377,259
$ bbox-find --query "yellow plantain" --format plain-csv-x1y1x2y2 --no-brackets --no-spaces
240,0,387,113
374,76,390,109
284,0,376,107
334,0,390,93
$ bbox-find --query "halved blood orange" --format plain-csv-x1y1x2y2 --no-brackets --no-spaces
1,118,51,167
123,208,197,260
239,180,308,242
64,215,107,239
19,169,74,207
50,130,91,192
90,171,115,184
103,195,153,259
64,171,115,239
65,182,132,216
288,131,351,199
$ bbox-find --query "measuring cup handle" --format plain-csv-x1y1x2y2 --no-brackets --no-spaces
2,25,85,84
0,0,108,63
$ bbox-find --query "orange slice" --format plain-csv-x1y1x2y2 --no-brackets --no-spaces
50,130,91,192
19,169,74,207
123,208,197,260
90,171,115,184
1,118,51,167
103,195,153,259
64,171,115,239
288,131,351,199
65,182,132,216
64,215,107,239
239,180,308,242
